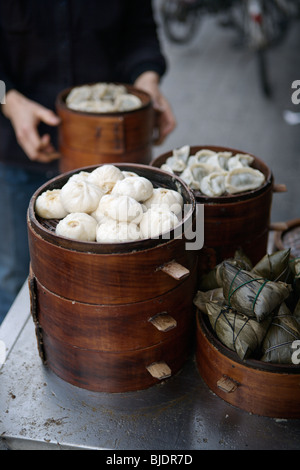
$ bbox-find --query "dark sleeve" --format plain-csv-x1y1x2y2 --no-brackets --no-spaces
0,48,15,98
118,0,167,83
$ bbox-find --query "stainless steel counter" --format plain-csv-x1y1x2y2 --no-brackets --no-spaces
1,282,300,450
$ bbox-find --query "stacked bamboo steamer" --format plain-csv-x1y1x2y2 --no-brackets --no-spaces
27,164,198,392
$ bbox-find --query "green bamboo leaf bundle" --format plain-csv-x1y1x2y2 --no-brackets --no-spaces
206,301,272,360
222,262,292,322
251,249,291,282
193,288,224,314
289,257,300,296
294,298,300,324
261,302,300,363
198,249,253,291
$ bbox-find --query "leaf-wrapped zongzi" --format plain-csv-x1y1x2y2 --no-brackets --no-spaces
222,262,292,322
198,249,253,291
261,302,300,363
251,249,291,282
193,288,225,314
206,302,272,360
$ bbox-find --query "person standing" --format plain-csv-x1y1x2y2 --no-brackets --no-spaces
0,0,176,322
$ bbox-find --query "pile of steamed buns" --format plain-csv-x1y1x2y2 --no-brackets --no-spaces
35,165,184,243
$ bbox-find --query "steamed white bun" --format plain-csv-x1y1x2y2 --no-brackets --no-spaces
111,176,153,202
96,219,141,243
140,207,179,239
87,164,124,193
97,194,143,224
56,213,97,241
35,189,69,219
143,187,183,215
60,180,104,213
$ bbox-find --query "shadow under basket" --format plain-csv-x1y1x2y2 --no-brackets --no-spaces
27,163,198,393
196,311,300,419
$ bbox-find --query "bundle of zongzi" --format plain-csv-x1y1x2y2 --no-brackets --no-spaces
222,262,292,322
198,249,253,291
193,288,225,314
251,249,291,282
294,298,300,324
289,257,300,296
261,302,300,363
206,302,272,360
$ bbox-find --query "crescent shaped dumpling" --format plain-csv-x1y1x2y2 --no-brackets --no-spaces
199,171,228,197
97,194,143,223
111,176,153,202
56,213,97,241
60,180,104,213
66,85,92,106
35,189,69,219
96,219,141,243
225,167,265,194
87,165,124,193
227,153,254,171
114,93,142,111
143,187,183,215
140,207,179,239
180,167,200,190
165,155,186,173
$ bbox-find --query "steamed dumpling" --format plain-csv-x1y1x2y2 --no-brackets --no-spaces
112,176,153,202
188,162,216,182
140,207,179,239
96,219,141,243
172,144,190,162
87,165,124,193
114,93,142,111
225,167,265,194
97,194,143,223
144,187,183,215
165,155,186,173
56,213,97,241
60,180,104,213
199,171,227,197
227,153,254,171
206,152,232,171
66,85,92,106
180,167,200,190
35,189,68,219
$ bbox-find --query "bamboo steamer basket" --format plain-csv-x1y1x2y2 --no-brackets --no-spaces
27,163,198,392
273,218,300,259
196,311,300,419
56,84,155,173
151,145,286,276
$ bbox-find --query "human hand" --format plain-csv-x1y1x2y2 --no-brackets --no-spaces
2,90,61,163
134,72,176,145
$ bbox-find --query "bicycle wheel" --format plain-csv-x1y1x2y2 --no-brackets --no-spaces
161,0,201,44
241,0,290,49
257,48,272,97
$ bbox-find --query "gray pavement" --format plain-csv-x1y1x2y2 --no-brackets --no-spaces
153,1,300,224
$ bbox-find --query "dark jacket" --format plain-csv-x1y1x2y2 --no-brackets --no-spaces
0,0,166,172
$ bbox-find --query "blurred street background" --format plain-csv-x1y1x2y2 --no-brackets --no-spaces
152,0,300,225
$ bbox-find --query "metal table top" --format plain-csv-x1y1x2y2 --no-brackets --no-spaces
1,282,300,450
